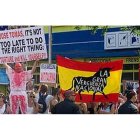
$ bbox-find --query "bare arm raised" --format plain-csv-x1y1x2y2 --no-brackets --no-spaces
31,60,39,74
3,63,12,70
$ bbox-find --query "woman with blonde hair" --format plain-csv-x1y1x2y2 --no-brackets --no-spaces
27,92,39,114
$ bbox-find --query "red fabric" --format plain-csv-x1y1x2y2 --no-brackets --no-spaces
57,55,123,72
11,95,27,114
61,90,119,103
75,93,119,103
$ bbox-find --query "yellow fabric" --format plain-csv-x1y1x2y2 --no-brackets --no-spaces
58,66,122,95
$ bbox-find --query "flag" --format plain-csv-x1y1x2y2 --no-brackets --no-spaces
57,55,123,103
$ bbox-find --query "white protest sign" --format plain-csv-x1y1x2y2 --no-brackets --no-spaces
125,81,139,90
123,80,139,92
0,26,47,63
40,64,57,84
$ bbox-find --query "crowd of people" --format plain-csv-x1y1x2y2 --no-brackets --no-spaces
0,60,139,114
0,86,139,114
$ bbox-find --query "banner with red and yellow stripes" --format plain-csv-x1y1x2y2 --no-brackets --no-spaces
57,55,123,103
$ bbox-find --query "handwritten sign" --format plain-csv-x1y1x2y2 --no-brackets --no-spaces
40,64,56,84
123,80,139,92
0,26,47,63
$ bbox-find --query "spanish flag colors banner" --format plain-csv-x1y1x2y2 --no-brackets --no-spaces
57,55,123,103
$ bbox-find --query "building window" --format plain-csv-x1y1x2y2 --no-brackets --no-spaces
37,75,40,84
134,72,139,81
33,75,36,83
122,72,133,80
123,64,132,70
35,67,40,73
134,64,139,70
27,67,32,70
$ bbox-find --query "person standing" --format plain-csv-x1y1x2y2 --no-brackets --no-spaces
118,90,138,114
0,93,12,114
98,102,116,114
27,92,39,114
78,102,89,114
35,84,53,114
3,60,38,114
51,90,81,114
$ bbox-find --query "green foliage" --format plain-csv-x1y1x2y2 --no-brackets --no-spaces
86,26,99,34
75,26,140,35
74,26,83,30
121,26,140,35
74,26,140,56
74,26,109,35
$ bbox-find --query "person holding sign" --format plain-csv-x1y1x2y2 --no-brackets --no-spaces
3,60,39,114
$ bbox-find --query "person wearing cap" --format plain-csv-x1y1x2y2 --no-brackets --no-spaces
51,90,81,114
118,90,138,114
3,60,38,114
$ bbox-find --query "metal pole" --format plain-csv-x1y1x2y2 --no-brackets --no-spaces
138,64,140,102
48,26,52,64
48,26,52,95
138,50,140,103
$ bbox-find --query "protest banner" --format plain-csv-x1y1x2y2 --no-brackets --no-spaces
0,26,47,63
123,80,139,92
40,64,57,84
57,55,123,103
